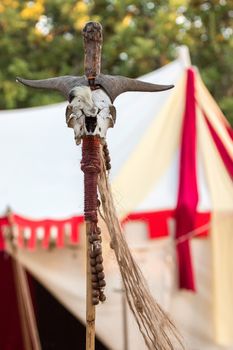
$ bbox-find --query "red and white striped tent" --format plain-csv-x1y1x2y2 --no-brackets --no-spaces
0,48,233,349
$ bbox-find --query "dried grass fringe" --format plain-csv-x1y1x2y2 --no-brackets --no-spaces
98,151,184,350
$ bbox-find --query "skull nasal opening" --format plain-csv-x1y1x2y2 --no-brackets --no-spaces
85,116,97,133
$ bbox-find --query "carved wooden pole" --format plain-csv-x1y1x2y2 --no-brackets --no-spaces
81,22,103,350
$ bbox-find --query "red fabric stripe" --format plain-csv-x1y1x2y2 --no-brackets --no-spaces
57,225,64,248
0,226,5,250
28,227,37,250
125,210,210,239
125,210,174,239
0,218,8,251
175,68,198,291
0,209,210,251
42,224,50,249
204,115,233,178
12,214,84,248
195,212,211,237
13,214,70,227
70,217,83,244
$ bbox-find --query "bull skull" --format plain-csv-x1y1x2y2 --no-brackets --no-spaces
65,86,116,144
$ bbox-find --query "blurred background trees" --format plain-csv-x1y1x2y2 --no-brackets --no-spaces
0,0,232,124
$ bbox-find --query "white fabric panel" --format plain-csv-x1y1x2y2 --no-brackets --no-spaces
0,104,82,218
135,151,179,211
134,146,212,213
197,151,212,212
109,59,184,176
111,73,187,218
172,238,233,350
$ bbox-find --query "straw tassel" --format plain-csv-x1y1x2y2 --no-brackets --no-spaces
98,149,184,350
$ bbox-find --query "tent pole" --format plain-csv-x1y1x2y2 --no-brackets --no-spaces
176,45,191,68
12,260,32,350
7,209,42,350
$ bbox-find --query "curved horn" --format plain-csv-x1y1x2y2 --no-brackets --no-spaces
96,74,174,102
16,76,88,99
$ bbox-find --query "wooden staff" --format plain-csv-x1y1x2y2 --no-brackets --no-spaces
81,22,103,350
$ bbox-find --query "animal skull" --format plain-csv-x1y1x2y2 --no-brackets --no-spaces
66,86,116,145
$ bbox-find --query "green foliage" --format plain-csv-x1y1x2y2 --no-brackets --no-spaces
0,0,232,125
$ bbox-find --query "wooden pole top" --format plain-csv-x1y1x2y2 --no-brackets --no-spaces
82,22,103,80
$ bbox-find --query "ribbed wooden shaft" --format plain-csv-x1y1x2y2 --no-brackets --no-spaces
81,136,101,223
81,136,100,350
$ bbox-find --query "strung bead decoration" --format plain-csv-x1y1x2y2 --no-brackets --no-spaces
92,290,100,297
99,280,106,288
103,143,111,170
92,282,99,289
96,263,103,272
99,292,106,302
96,255,103,264
92,298,99,306
91,267,97,274
98,272,105,280
92,274,98,282
89,223,106,305
90,258,96,266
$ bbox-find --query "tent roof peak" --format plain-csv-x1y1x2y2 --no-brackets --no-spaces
177,46,191,68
